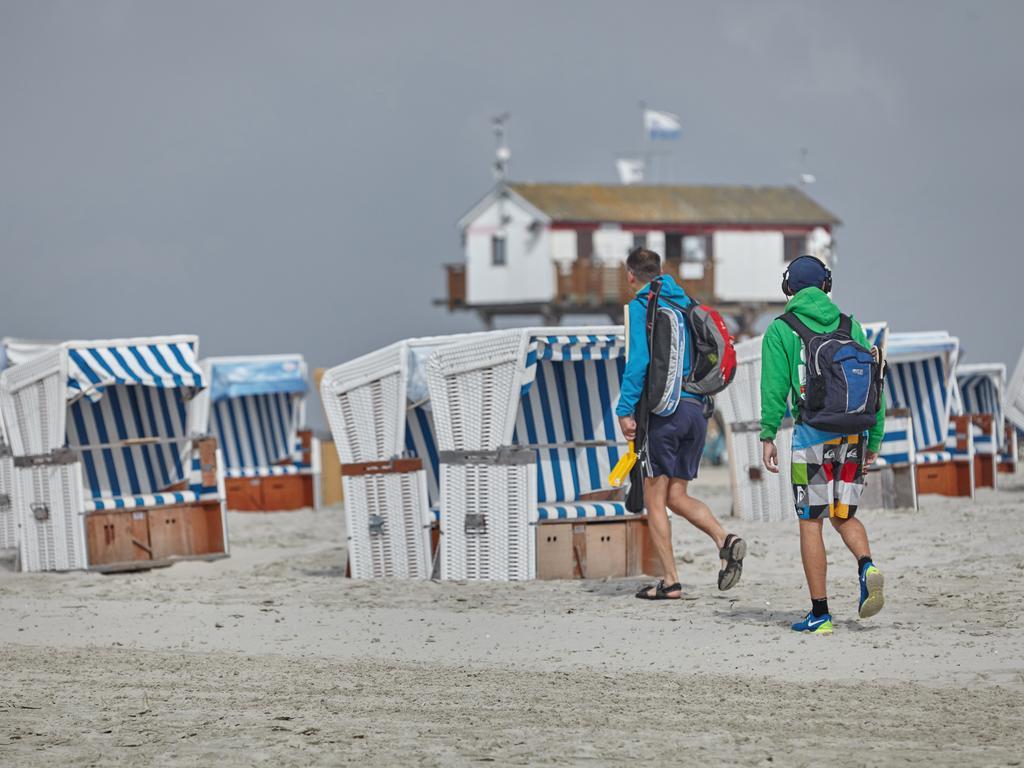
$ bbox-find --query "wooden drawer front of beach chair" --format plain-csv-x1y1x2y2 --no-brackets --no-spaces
186,503,227,556
85,511,152,566
148,507,191,560
973,454,996,488
915,462,970,497
535,523,575,580
263,475,307,511
582,522,627,579
225,477,264,511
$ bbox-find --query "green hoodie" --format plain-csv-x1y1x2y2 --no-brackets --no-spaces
759,287,885,452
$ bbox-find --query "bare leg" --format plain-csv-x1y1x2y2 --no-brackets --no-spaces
830,516,871,561
799,518,827,600
666,478,727,564
641,476,680,596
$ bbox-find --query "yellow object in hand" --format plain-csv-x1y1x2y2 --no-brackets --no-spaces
608,441,637,487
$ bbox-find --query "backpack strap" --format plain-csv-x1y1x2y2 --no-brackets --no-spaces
644,278,663,350
838,314,853,335
778,312,816,345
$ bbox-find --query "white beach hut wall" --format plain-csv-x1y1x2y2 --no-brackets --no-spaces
192,354,320,512
0,335,229,572
426,327,658,581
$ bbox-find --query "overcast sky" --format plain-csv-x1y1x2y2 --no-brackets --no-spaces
2,1,1022,407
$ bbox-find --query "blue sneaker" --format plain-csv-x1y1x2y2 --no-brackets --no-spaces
858,561,885,619
791,611,833,634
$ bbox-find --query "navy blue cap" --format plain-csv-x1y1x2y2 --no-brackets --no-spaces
786,255,829,293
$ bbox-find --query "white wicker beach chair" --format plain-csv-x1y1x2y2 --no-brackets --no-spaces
193,355,321,512
0,408,15,552
426,327,650,581
0,336,228,572
320,333,493,579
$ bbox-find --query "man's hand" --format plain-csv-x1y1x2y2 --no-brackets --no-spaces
762,440,779,473
618,415,637,441
865,449,878,468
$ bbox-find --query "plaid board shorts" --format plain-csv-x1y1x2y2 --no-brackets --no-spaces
791,434,866,520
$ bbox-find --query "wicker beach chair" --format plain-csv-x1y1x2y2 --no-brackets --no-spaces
193,355,320,511
0,336,228,572
426,327,655,581
320,334,493,579
884,332,974,499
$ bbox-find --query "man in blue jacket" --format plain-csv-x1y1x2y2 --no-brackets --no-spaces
617,247,745,600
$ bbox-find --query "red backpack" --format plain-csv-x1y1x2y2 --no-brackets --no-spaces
645,279,737,404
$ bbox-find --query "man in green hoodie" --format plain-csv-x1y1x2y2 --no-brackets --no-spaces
760,255,885,635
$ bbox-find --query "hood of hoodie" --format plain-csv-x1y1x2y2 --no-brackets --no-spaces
783,287,840,332
636,274,688,301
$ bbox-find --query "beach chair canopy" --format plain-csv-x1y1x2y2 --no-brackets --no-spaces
426,328,629,522
957,362,1006,443
1,337,60,369
200,355,310,474
514,333,626,507
65,338,205,502
883,332,960,451
1005,348,1024,433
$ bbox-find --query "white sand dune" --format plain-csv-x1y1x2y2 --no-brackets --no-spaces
2,467,1022,766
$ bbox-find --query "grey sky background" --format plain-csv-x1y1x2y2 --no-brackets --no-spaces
2,1,1022,426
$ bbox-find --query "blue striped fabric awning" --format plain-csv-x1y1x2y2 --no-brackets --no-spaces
958,364,1006,449
208,356,307,403
514,355,626,503
884,332,959,450
862,322,887,348
67,338,204,403
405,403,440,507
212,391,301,471
521,334,624,396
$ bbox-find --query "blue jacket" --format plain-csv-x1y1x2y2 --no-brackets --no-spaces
615,274,699,418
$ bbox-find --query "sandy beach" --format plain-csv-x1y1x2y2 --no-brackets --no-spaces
2,467,1023,766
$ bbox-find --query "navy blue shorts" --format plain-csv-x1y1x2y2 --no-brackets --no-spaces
647,398,707,480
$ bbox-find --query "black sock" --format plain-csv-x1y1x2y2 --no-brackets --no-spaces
858,555,873,574
811,598,829,618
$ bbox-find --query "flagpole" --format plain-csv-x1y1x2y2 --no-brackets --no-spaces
639,100,650,183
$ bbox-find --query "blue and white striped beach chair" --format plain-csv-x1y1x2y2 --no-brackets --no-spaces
0,336,228,572
884,332,974,499
957,363,1007,488
195,355,320,512
427,328,655,581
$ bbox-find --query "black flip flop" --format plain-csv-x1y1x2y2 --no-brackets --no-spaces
635,580,683,600
718,534,746,591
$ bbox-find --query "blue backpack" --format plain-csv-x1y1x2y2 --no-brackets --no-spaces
779,312,883,434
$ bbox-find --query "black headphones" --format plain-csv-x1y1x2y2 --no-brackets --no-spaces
782,254,832,296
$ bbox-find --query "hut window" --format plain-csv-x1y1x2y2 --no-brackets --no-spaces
492,235,507,266
784,234,807,262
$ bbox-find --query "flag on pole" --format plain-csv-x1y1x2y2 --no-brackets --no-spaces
616,158,645,185
643,108,682,140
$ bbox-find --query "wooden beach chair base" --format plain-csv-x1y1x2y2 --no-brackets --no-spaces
225,474,314,512
974,455,996,489
84,500,227,571
915,461,973,498
535,517,658,580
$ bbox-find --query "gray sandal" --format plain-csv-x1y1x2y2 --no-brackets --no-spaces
718,534,746,591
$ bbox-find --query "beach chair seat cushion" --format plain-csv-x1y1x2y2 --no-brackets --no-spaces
536,500,638,521
224,463,306,479
916,451,953,464
85,490,200,512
